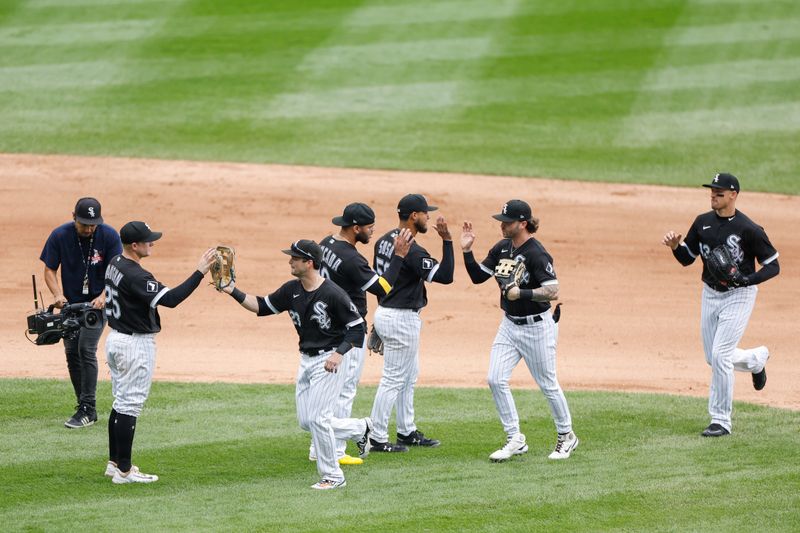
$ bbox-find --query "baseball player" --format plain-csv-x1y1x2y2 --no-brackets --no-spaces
461,200,578,461
309,203,412,465
40,197,122,428
103,221,216,484
369,194,454,452
662,173,779,437
221,240,372,490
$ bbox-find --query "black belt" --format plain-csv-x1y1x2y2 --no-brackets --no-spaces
301,346,338,357
505,313,543,326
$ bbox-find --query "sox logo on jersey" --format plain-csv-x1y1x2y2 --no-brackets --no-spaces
310,301,332,330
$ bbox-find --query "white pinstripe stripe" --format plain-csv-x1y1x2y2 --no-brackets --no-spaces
700,284,762,432
105,329,156,417
296,352,366,481
488,312,572,436
369,306,421,441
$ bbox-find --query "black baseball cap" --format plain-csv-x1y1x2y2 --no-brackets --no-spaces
397,194,438,216
332,203,375,227
282,239,322,263
120,221,163,244
74,197,103,225
703,173,740,193
492,199,532,222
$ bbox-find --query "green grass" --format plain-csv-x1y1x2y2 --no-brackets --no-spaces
1,0,798,193
1,379,798,532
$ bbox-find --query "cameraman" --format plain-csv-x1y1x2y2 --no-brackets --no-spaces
40,198,122,428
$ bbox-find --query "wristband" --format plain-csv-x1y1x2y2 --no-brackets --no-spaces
230,287,246,303
519,289,533,301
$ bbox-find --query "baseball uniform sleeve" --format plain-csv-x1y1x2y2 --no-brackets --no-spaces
258,281,294,316
331,290,365,354
528,251,558,287
745,225,780,285
127,271,169,309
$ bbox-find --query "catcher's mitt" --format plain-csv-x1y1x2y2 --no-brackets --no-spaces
210,245,236,291
367,325,384,356
495,258,527,297
706,245,747,287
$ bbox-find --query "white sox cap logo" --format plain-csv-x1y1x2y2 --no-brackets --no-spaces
502,203,508,214
88,207,96,218
714,174,720,183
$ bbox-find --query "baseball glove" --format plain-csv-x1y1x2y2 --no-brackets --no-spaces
367,325,384,356
706,245,747,287
210,245,236,291
494,258,527,297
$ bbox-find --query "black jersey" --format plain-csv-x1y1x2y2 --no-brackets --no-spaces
263,279,364,353
318,235,379,318
373,229,440,310
480,237,558,316
104,255,169,334
679,209,779,291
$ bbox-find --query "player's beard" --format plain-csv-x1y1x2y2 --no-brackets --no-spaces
414,218,428,234
355,229,370,244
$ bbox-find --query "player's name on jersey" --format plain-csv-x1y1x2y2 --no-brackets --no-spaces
105,263,124,286
377,237,395,258
320,246,343,272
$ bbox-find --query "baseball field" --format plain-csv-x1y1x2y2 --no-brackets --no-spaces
1,0,799,531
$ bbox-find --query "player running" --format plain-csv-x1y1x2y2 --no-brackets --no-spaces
221,239,372,490
461,200,577,461
662,173,780,437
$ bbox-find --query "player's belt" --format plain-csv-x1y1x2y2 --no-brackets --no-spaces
505,313,544,326
300,346,338,357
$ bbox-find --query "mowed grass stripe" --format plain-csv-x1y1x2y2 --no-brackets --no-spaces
0,0,798,192
1,380,799,531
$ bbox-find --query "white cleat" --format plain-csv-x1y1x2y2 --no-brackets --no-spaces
548,431,579,460
311,478,346,490
489,433,528,462
104,461,119,478
112,465,159,484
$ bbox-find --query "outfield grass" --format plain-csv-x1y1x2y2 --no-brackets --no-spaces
1,379,798,532
1,0,798,193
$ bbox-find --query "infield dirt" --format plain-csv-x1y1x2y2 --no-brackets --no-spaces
2,154,797,409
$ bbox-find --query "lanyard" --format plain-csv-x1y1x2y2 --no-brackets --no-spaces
76,231,95,295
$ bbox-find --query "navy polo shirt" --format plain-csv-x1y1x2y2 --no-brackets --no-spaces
40,222,122,304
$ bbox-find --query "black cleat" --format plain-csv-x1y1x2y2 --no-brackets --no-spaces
397,430,440,447
701,423,730,437
752,368,767,391
369,439,408,452
65,405,97,429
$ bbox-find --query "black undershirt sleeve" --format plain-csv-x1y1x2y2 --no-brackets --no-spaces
366,255,404,297
672,245,696,266
431,241,454,284
747,259,779,285
463,251,493,284
157,271,204,308
336,322,366,355
256,296,274,316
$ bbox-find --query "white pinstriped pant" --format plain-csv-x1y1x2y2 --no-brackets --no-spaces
369,306,421,442
308,341,367,459
296,351,366,482
105,329,157,418
701,284,767,432
488,311,572,436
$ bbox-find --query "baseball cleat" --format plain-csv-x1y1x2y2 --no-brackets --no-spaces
311,478,346,490
356,417,373,458
752,346,769,391
701,423,730,437
490,433,528,462
548,431,579,459
112,465,159,484
369,439,408,453
104,461,119,478
397,429,440,447
339,454,363,466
